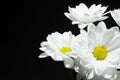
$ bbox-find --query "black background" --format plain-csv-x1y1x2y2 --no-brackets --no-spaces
7,0,119,80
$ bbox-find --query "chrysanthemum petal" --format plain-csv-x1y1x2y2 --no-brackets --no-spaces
106,53,120,66
88,31,97,47
102,29,115,46
106,34,120,51
110,26,120,34
62,31,73,46
102,68,117,79
52,53,64,61
87,23,96,32
87,71,94,79
94,61,116,76
64,57,74,68
78,24,88,29
110,9,120,26
97,21,107,32
39,53,48,58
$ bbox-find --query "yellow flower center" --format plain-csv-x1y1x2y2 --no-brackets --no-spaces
60,47,72,55
93,46,108,60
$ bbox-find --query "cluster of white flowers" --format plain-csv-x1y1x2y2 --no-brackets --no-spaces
39,3,120,80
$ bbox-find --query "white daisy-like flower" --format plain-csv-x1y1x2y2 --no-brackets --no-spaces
74,22,120,80
39,31,77,68
64,3,108,29
110,9,120,26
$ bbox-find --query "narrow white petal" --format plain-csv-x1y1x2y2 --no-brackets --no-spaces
88,31,97,47
62,31,73,46
79,3,89,13
72,21,79,24
100,7,108,15
39,47,46,51
102,29,115,47
87,23,96,32
97,16,108,21
108,48,120,56
94,62,104,76
38,53,48,58
110,9,120,26
87,71,94,79
106,34,120,51
97,21,107,32
78,24,88,29
106,54,120,66
94,61,116,76
40,41,47,46
52,53,64,61
110,26,120,34
89,4,96,13
102,67,117,80
64,13,70,18
68,6,72,12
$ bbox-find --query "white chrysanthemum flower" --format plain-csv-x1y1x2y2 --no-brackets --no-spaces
64,3,108,29
75,22,120,80
39,31,77,68
110,9,120,26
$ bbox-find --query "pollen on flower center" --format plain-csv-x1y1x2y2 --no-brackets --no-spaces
93,46,108,60
60,47,72,55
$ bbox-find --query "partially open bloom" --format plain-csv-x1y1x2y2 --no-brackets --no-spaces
74,22,120,80
39,31,77,68
64,3,108,29
110,9,120,26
